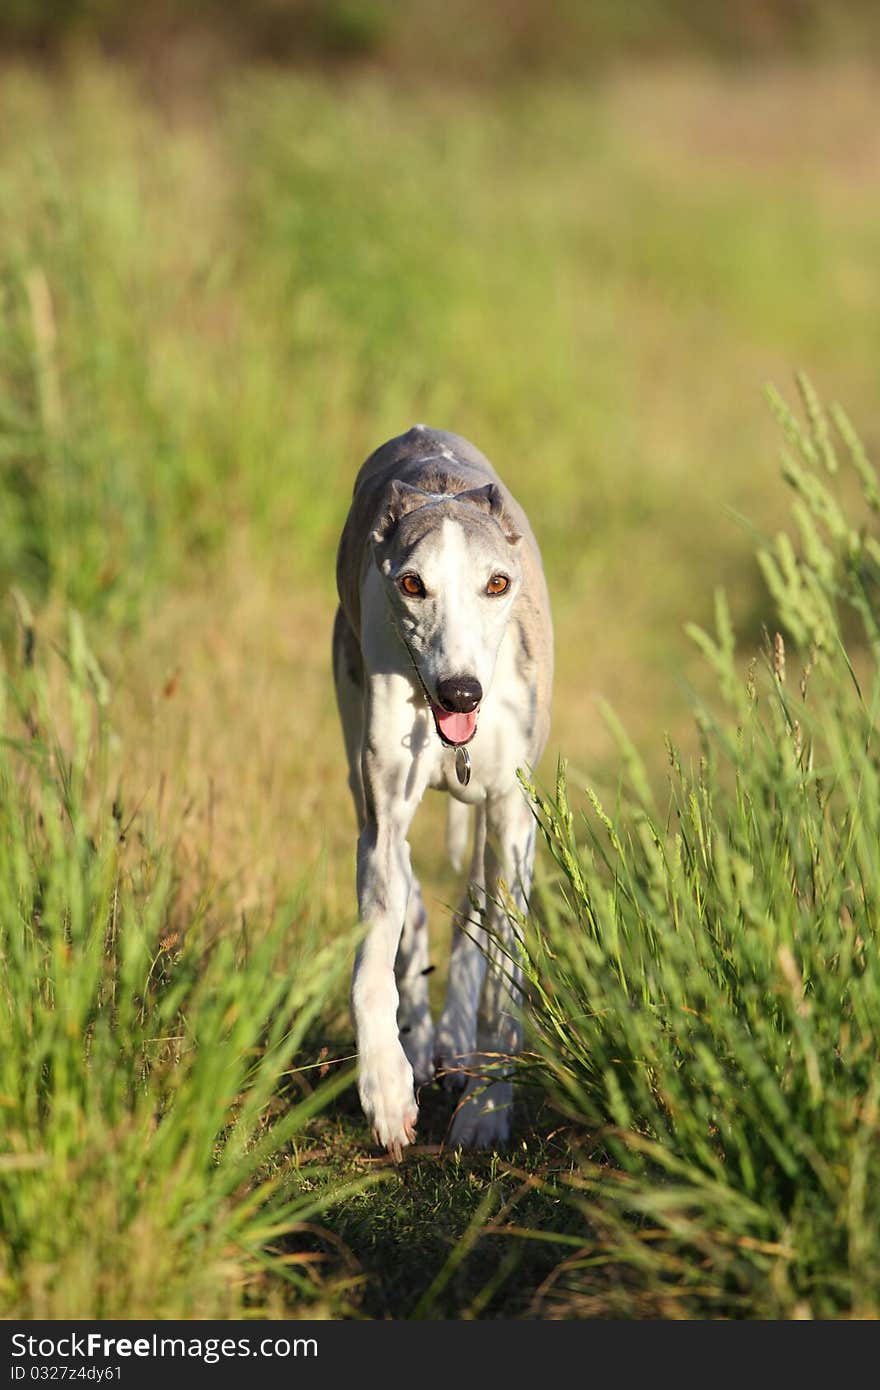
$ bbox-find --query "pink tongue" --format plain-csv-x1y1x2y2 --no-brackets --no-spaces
433,705,478,745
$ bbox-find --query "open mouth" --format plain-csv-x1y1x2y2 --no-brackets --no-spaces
430,703,480,747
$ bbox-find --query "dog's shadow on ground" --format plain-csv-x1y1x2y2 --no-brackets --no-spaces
276,1028,577,1319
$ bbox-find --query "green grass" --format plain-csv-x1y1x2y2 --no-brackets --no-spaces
519,380,880,1317
0,612,363,1318
3,53,880,1318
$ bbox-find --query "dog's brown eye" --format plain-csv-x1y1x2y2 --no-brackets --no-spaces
486,574,510,596
399,574,425,598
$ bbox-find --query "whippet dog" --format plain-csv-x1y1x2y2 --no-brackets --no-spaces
333,426,553,1155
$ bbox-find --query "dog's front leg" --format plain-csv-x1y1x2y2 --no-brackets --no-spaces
448,785,535,1150
352,674,432,1159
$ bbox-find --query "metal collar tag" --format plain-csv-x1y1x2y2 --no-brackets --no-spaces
455,746,471,786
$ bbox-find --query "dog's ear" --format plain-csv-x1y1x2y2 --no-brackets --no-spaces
370,480,432,548
455,483,522,545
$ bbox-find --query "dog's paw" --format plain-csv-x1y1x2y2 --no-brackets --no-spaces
359,1042,418,1160
400,1015,436,1086
447,1078,513,1151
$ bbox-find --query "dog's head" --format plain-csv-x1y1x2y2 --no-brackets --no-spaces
371,480,522,746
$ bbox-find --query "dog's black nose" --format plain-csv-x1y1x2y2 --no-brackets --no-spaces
436,676,483,713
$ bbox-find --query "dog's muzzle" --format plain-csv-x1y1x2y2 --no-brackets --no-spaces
431,676,482,747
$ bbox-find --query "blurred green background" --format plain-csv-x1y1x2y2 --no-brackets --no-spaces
1,0,879,903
